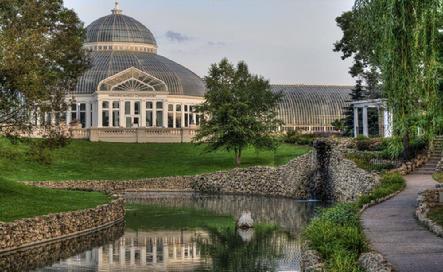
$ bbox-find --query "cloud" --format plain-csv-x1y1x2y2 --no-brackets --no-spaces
165,31,193,43
208,41,227,47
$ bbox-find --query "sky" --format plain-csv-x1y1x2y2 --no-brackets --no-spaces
64,0,356,85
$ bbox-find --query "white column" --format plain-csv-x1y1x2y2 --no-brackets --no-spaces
173,104,176,128
152,100,157,127
92,101,97,127
66,107,72,126
120,100,125,128
86,102,91,128
181,103,185,128
141,99,146,127
97,100,102,128
163,103,168,128
353,107,359,138
362,106,369,137
76,103,80,121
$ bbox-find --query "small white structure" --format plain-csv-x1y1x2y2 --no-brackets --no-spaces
352,99,393,138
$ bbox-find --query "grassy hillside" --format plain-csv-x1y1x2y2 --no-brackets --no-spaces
0,177,109,222
0,139,310,182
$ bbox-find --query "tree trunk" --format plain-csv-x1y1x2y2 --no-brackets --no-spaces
235,149,242,166
402,133,410,162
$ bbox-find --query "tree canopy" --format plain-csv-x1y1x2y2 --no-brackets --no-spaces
0,0,89,135
336,0,442,159
193,59,282,166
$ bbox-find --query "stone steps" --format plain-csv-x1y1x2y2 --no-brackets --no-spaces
412,136,442,175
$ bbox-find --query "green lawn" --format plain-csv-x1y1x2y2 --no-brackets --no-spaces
0,177,109,222
433,173,443,183
0,138,310,182
0,138,309,222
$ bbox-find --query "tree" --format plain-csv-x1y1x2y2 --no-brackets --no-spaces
194,59,282,166
0,0,89,137
353,0,441,160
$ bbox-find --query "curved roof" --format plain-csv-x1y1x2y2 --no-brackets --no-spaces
75,51,206,97
86,13,157,46
272,85,352,127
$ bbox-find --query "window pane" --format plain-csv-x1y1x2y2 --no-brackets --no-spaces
80,112,86,128
126,117,131,128
102,101,109,109
102,111,109,127
146,111,153,127
80,103,86,111
125,102,131,115
113,111,120,127
134,102,140,115
113,101,120,109
156,111,163,127
71,104,77,111
175,114,181,128
146,102,153,109
168,104,173,112
185,113,189,127
176,104,182,112
185,105,188,112
156,102,163,109
168,113,174,128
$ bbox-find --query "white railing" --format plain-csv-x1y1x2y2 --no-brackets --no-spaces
87,128,198,143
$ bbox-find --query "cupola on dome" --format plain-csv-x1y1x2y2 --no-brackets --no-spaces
85,2,157,48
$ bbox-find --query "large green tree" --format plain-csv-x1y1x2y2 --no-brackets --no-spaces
351,0,441,160
194,59,282,166
0,0,89,135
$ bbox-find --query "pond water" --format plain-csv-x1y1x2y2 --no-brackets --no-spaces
1,193,319,272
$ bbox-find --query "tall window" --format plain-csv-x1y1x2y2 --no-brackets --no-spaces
168,104,174,128
79,103,86,128
146,101,153,127
112,101,120,127
156,102,163,127
102,101,109,127
70,104,77,122
175,104,182,128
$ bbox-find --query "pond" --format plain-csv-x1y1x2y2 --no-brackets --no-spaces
1,193,319,272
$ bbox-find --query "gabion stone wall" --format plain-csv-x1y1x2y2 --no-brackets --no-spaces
0,197,125,252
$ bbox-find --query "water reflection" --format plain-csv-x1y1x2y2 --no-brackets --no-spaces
5,193,317,272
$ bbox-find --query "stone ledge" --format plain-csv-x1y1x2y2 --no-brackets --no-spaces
359,252,393,272
416,188,443,237
0,196,125,253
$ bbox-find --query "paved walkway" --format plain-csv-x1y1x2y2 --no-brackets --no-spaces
361,175,443,272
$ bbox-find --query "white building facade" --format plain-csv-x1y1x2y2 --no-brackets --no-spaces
59,3,205,142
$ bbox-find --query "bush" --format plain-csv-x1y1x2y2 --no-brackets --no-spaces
304,173,406,272
283,131,315,146
26,141,53,165
304,204,367,271
355,136,384,151
356,173,405,208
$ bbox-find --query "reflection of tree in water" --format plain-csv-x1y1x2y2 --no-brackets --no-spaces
196,225,285,272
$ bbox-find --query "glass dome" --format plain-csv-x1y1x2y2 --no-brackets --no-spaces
85,12,157,46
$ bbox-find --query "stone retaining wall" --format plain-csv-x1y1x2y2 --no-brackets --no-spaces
416,187,443,237
28,145,378,202
0,197,125,252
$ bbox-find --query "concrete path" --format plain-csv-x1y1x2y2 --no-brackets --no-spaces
361,175,443,272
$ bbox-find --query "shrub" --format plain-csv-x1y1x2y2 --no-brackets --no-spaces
304,204,367,271
283,131,315,146
357,173,405,208
355,136,384,151
26,141,53,165
304,173,406,272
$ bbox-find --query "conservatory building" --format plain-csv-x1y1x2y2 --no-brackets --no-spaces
61,3,206,142
31,3,353,142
